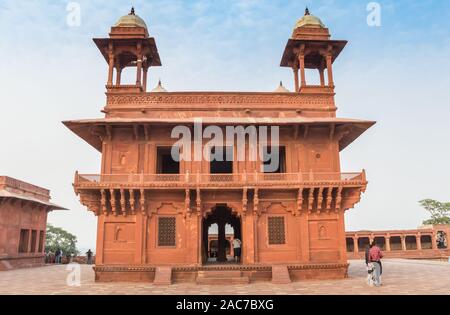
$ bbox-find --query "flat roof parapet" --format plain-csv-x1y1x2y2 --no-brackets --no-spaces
0,176,50,202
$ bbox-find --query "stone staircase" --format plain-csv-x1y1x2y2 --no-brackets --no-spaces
196,269,250,285
271,265,291,284
153,266,173,285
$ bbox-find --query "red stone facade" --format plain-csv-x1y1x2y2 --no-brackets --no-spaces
64,9,375,283
346,225,450,260
0,176,65,271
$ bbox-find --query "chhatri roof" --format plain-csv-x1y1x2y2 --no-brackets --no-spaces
63,117,375,153
114,7,148,29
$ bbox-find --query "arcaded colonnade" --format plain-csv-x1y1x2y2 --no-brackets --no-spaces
346,225,450,260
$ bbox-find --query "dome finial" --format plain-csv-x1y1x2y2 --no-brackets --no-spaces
305,7,310,16
130,6,135,15
152,79,168,92
274,81,290,93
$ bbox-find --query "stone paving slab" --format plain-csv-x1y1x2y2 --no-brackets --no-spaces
0,259,449,295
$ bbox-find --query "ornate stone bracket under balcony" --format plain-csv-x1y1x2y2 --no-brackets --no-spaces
74,171,367,217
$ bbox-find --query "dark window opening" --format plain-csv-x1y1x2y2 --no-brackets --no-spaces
18,229,29,253
405,236,417,250
38,231,44,253
210,147,233,174
358,237,370,252
30,230,37,253
346,238,355,252
157,147,180,174
158,217,176,247
390,236,402,251
263,146,286,173
421,235,433,250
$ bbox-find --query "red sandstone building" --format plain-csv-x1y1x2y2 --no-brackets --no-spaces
65,9,376,283
0,176,65,271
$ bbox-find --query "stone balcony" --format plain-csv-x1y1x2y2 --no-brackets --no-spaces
74,171,367,190
73,171,368,217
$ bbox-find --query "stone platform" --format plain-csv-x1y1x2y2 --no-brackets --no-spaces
93,262,348,283
1,259,449,295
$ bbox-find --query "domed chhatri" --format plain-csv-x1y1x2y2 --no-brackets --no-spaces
294,7,326,29
93,6,162,91
115,7,148,29
273,81,290,93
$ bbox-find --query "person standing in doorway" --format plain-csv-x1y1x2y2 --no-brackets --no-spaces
233,238,242,263
369,241,384,287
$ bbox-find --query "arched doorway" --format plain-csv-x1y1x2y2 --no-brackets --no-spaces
202,204,242,264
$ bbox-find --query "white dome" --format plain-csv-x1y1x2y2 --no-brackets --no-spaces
115,7,148,29
151,80,168,93
294,8,326,29
274,81,290,93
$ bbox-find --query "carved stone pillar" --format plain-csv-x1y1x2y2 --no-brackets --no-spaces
293,66,300,92
326,52,334,87
115,67,122,85
354,237,359,253
386,236,391,252
298,52,306,87
416,234,422,250
107,48,114,86
319,68,325,86
143,67,148,92
136,42,143,86
432,232,438,250
401,235,407,251
217,219,227,262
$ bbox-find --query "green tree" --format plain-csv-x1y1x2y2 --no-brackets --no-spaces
45,224,79,256
419,199,450,225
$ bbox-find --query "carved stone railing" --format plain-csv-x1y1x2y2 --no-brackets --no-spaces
74,171,368,216
104,91,336,109
74,171,366,190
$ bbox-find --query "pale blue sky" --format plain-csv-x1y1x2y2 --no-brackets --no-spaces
0,0,449,250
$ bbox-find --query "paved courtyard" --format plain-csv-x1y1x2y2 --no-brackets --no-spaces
0,259,449,295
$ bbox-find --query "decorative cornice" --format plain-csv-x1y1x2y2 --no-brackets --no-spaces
106,92,336,109
93,263,348,273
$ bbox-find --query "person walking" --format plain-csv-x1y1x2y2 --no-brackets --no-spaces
86,249,93,265
55,248,62,264
232,238,242,263
368,241,384,287
365,244,374,286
